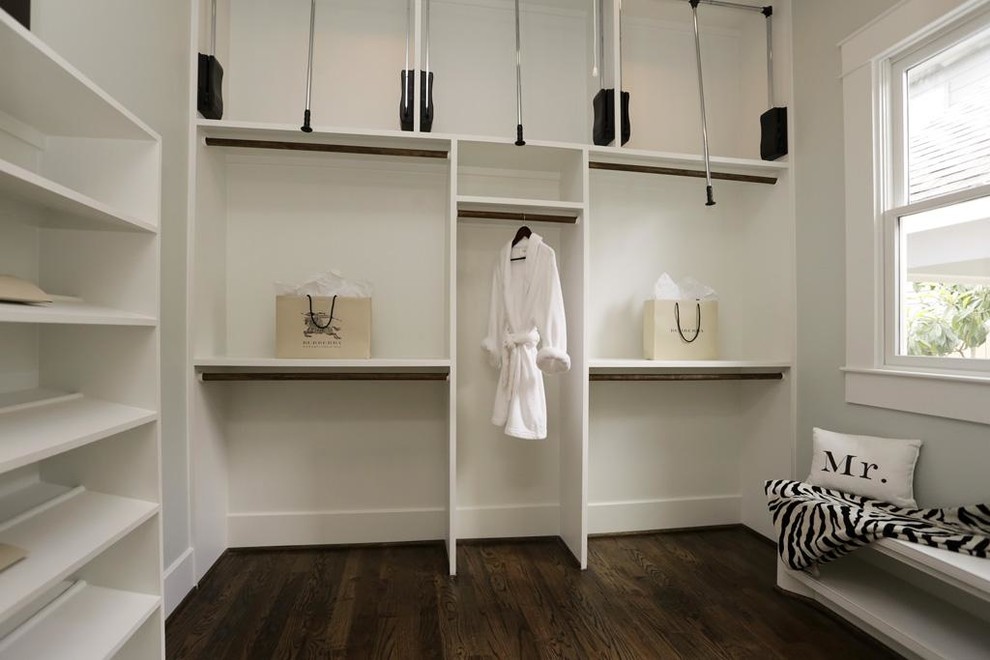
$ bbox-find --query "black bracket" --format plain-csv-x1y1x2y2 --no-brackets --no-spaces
762,5,773,17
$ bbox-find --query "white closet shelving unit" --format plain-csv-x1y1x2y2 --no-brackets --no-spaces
0,10,163,660
187,0,794,578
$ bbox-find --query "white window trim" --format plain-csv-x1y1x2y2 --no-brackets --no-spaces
840,0,990,426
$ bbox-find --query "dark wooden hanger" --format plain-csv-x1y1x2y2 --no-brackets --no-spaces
510,225,531,261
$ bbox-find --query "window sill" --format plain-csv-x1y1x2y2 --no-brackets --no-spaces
842,367,990,426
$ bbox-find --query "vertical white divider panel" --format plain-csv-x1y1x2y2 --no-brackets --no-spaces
187,130,231,578
558,149,590,568
447,139,459,575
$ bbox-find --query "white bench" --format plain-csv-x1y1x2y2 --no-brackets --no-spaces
778,539,990,659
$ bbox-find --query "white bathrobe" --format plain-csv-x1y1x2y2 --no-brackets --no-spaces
482,233,570,440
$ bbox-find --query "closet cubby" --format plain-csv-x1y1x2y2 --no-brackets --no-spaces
188,0,795,579
0,13,159,230
456,139,585,203
189,119,455,572
454,215,587,566
618,0,780,160
588,170,793,363
587,154,793,539
0,12,163,657
191,126,452,362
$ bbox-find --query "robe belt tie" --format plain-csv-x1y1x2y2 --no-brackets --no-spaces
500,329,540,391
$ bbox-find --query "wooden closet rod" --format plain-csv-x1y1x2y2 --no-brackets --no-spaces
204,137,449,159
201,372,449,382
589,161,777,185
590,373,783,382
457,210,578,224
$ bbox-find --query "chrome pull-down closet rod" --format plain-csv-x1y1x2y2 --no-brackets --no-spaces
301,0,317,132
688,0,714,206
514,0,525,146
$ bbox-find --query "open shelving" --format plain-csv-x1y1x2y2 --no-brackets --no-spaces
0,393,156,474
786,556,990,659
0,15,151,141
871,539,990,604
0,581,159,660
1,8,163,656
0,160,157,234
0,486,158,623
0,13,159,229
0,299,157,327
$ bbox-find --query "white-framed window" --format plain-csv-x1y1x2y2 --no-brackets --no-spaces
840,0,990,426
884,11,990,372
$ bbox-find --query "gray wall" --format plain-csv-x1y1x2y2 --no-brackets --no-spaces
793,0,990,507
33,1,192,567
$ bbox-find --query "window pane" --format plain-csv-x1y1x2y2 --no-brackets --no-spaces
899,195,990,358
907,26,990,202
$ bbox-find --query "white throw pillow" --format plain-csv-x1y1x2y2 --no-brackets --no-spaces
807,427,922,507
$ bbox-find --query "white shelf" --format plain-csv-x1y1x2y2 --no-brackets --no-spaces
0,392,157,475
0,11,156,141
198,119,586,154
197,119,791,185
457,195,584,219
588,145,789,180
194,357,451,375
872,539,990,604
0,159,156,233
789,558,990,660
0,486,158,622
0,298,156,327
589,359,791,375
198,119,451,153
0,581,159,660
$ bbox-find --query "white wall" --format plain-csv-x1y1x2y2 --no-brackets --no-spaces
31,0,193,606
793,0,990,506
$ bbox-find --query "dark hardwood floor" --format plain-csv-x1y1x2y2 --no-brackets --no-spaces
166,528,898,659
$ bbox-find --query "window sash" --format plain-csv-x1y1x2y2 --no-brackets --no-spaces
888,7,990,208
883,184,990,372
882,9,990,372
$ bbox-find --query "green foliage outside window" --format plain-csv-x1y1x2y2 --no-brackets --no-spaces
907,283,990,357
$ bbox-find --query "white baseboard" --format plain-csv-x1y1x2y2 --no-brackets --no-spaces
227,508,447,547
588,495,741,534
163,547,195,618
456,503,560,539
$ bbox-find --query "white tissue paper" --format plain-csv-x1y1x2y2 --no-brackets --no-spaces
653,273,717,301
275,269,373,298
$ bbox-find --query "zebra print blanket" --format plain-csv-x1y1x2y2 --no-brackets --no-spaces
765,479,990,571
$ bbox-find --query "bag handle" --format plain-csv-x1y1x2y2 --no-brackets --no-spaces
674,301,702,344
307,294,337,330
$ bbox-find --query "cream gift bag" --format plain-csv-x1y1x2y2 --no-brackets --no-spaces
276,294,371,358
643,299,718,360
274,271,373,358
643,273,718,360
